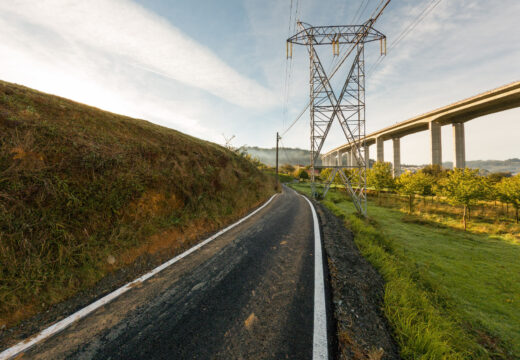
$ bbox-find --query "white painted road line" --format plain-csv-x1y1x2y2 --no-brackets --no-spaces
301,195,329,360
0,194,278,360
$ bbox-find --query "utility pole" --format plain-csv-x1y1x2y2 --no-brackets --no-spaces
275,132,280,182
286,0,389,216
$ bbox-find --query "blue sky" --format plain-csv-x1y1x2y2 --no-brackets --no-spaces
0,0,519,164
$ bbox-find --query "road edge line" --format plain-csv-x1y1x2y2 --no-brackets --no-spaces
301,195,329,360
0,193,279,360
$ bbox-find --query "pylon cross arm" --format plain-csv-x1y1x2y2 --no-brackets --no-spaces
287,24,385,46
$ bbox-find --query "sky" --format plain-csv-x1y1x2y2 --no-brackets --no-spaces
0,0,519,165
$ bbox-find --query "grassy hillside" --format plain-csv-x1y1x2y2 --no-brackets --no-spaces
291,183,519,359
0,81,277,328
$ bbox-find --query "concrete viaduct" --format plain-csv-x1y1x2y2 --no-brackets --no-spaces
321,81,520,176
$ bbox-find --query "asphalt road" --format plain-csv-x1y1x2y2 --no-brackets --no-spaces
13,187,328,359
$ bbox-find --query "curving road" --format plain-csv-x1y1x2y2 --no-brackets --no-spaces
5,187,331,359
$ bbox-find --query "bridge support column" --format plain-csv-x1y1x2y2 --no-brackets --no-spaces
340,150,347,166
364,144,370,168
376,137,384,162
392,137,401,177
350,150,357,167
453,122,466,169
346,150,351,167
430,122,442,166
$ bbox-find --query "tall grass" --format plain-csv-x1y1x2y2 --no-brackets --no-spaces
0,81,277,328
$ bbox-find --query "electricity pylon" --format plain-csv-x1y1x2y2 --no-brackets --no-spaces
286,3,389,216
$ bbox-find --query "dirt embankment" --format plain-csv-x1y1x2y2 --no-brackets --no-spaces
0,80,277,332
314,201,401,360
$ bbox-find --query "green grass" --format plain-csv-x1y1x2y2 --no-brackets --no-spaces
290,183,519,359
0,80,277,327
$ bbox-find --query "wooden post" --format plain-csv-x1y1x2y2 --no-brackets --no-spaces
276,132,280,182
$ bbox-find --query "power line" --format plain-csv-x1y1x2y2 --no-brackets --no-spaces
367,0,443,78
279,139,297,165
281,1,391,138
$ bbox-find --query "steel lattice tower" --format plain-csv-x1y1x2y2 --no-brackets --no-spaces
287,19,386,215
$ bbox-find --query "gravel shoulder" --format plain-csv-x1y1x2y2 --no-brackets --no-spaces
312,199,401,360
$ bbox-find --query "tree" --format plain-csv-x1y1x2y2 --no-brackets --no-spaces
296,168,309,180
281,164,295,174
439,168,490,230
319,168,342,184
486,172,511,208
420,164,448,178
396,171,435,213
495,175,520,223
367,162,395,205
487,171,512,184
319,168,332,182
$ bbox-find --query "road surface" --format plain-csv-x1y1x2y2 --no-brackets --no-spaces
7,187,330,359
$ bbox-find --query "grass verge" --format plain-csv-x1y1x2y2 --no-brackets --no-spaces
0,80,277,328
290,182,519,359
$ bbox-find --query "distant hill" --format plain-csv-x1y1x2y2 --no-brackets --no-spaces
245,147,520,174
243,146,322,166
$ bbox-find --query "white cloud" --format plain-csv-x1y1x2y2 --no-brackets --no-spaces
0,0,278,110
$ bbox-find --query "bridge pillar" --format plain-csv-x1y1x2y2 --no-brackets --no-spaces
350,150,357,167
364,144,370,168
336,151,341,166
376,137,384,162
430,122,442,166
392,137,401,177
340,150,348,166
453,122,466,168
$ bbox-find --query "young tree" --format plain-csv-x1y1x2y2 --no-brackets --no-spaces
296,168,309,180
495,175,520,223
319,168,332,182
319,167,343,184
439,168,490,230
420,164,448,178
281,163,295,174
396,171,435,213
487,171,512,184
367,162,395,205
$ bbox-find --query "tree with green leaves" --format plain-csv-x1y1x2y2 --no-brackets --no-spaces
396,171,435,213
319,167,343,184
280,163,295,174
495,175,520,223
420,164,448,178
487,171,512,184
319,168,332,182
367,162,395,205
438,168,490,230
296,168,309,180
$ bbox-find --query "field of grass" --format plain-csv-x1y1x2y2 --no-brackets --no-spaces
290,182,519,359
0,80,277,328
